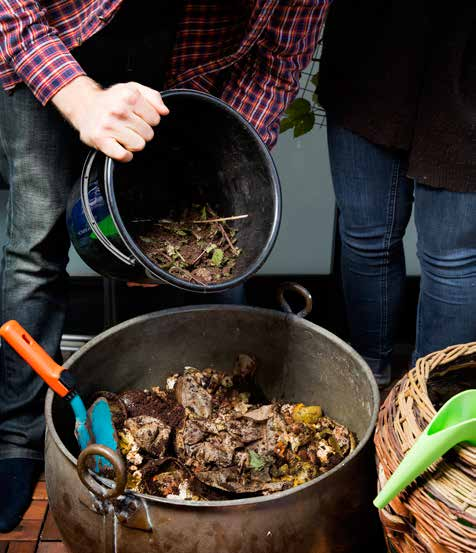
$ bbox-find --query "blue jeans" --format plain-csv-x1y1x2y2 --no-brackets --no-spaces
327,118,476,379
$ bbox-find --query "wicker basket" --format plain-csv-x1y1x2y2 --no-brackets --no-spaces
375,343,476,553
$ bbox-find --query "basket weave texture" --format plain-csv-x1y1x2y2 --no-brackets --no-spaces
375,343,476,553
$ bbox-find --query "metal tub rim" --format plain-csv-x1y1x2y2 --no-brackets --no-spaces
45,304,379,509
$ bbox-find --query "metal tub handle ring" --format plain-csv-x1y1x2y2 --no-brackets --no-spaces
277,281,313,319
77,444,127,500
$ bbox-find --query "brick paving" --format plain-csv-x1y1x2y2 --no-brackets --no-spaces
0,476,68,553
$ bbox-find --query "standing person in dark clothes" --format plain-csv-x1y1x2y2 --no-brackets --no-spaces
0,0,330,531
318,1,476,386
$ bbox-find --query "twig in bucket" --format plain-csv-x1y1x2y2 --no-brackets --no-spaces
159,251,173,262
191,214,249,224
218,223,239,256
175,249,186,263
154,219,176,225
191,243,212,266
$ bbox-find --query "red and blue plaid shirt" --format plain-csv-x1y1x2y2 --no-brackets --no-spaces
0,1,328,147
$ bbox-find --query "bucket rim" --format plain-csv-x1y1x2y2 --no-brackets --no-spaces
104,88,282,292
45,304,379,508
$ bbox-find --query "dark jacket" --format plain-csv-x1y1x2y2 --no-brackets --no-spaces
319,1,476,192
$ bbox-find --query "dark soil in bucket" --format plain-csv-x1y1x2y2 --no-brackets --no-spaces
130,205,246,285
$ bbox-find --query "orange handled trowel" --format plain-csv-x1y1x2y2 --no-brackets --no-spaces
0,320,119,472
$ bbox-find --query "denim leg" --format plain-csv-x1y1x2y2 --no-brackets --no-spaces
413,183,476,362
327,119,414,377
0,87,81,460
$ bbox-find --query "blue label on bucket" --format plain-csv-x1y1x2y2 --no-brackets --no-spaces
68,199,90,250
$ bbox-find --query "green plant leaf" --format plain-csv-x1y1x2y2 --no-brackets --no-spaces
279,117,294,134
294,112,315,138
285,98,311,119
211,248,224,266
249,450,266,471
311,71,321,106
311,71,319,88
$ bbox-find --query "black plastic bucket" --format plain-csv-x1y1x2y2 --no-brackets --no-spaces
66,89,281,292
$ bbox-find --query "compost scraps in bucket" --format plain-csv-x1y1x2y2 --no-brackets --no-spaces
96,355,357,500
131,205,246,284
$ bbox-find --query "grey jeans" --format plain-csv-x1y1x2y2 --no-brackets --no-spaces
0,86,83,460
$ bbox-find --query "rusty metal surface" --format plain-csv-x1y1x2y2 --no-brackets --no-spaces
45,304,382,552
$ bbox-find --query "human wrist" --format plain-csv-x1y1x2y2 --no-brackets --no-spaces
52,76,101,128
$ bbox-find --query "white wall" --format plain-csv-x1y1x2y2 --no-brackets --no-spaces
259,125,335,275
403,215,420,276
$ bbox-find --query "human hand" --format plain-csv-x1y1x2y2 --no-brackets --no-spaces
52,76,169,162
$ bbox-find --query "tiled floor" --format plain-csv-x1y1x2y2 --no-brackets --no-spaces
0,475,68,553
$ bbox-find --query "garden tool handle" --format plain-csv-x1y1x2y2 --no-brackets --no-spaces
0,320,71,398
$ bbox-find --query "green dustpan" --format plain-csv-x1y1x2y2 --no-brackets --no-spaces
374,389,476,509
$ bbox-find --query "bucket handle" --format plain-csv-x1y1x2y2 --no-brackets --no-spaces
81,151,136,267
277,282,313,319
77,443,127,500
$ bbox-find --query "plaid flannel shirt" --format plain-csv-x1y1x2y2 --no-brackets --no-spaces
0,1,329,147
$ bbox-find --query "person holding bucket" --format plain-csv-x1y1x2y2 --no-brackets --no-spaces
0,0,330,532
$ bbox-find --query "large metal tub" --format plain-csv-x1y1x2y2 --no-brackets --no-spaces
45,295,381,552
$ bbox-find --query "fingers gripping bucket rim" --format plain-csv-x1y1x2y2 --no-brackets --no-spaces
70,89,282,292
